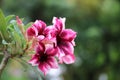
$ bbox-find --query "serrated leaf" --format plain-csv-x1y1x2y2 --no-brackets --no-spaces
5,15,15,24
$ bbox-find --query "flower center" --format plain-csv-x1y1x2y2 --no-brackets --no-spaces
56,35,62,45
39,54,48,62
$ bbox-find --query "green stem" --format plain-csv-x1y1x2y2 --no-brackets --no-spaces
0,51,11,77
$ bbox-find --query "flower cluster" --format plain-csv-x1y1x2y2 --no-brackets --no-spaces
26,17,77,75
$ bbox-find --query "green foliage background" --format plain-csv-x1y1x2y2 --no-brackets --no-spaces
0,0,120,80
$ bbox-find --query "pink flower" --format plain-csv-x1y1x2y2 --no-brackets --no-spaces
26,27,38,38
29,43,58,75
26,20,48,48
32,20,46,35
27,17,77,75
52,17,77,64
26,20,46,39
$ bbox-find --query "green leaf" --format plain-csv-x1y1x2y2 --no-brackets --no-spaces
0,9,8,40
10,20,21,34
5,15,15,24
7,20,26,52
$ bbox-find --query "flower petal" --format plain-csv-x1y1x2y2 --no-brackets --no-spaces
44,25,57,38
38,62,50,76
28,54,39,66
26,27,38,37
33,20,46,35
37,35,45,41
47,57,58,68
35,43,45,54
60,29,76,41
46,47,58,56
59,41,74,55
57,42,74,63
52,17,66,32
71,39,76,46
62,54,75,64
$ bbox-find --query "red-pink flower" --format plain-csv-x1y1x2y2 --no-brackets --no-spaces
27,17,77,75
26,20,49,49
26,20,46,40
52,17,77,64
29,43,58,75
26,27,38,38
32,20,46,35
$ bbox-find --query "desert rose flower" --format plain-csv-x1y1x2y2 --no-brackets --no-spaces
29,43,58,75
27,17,77,75
26,20,46,40
26,26,38,39
26,20,56,47
33,20,46,35
52,17,77,64
26,20,48,49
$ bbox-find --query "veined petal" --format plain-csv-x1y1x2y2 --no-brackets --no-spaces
52,17,66,32
33,20,46,32
60,29,76,41
35,43,45,54
62,54,75,64
56,47,65,64
47,57,58,68
46,47,58,56
44,25,57,38
38,62,50,76
28,54,39,66
59,41,74,55
26,27,38,37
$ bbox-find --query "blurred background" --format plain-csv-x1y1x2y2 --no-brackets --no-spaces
0,0,120,80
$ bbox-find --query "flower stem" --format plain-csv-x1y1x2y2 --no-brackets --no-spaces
0,50,11,77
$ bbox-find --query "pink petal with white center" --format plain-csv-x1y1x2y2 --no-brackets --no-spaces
62,54,76,64
59,41,74,55
47,57,58,68
38,62,50,76
46,47,58,56
35,43,45,54
26,27,38,37
60,29,76,41
52,17,66,32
